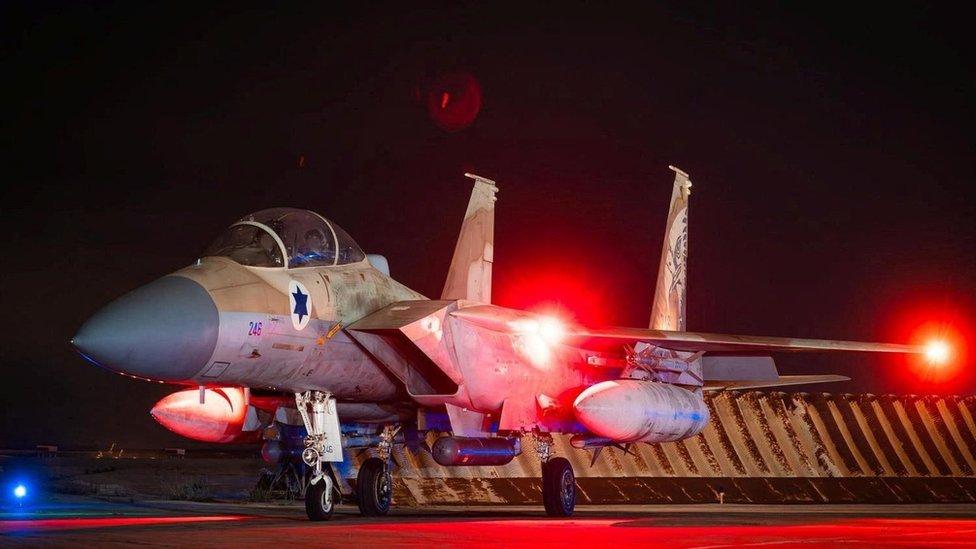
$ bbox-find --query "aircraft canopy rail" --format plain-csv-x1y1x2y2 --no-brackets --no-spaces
203,208,366,268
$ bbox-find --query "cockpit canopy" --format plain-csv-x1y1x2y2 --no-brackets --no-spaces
203,208,366,268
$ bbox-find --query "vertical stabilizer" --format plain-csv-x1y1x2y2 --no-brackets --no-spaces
649,166,692,331
441,173,498,304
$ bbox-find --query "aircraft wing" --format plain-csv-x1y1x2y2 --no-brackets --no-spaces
566,326,919,389
702,374,850,391
568,327,923,355
350,302,922,396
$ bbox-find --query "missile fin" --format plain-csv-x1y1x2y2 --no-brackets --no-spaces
589,446,604,467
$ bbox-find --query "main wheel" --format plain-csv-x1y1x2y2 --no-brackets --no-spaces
542,457,576,517
357,457,392,516
305,479,335,521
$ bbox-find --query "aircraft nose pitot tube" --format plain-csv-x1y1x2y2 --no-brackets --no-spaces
573,380,710,443
72,276,219,382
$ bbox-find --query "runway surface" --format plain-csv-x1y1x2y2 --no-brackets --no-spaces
3,498,976,547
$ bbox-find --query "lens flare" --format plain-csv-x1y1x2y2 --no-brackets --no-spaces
425,72,482,131
884,299,972,391
925,340,950,364
538,316,565,344
507,315,567,367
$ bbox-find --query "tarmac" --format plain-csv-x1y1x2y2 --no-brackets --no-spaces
2,496,976,547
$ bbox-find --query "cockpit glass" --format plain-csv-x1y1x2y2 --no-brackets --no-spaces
202,224,284,267
333,223,366,264
204,207,366,269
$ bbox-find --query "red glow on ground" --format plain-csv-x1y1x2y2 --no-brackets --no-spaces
0,515,247,534
7,514,976,546
292,517,976,547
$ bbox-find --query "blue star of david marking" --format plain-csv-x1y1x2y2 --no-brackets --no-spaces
292,287,309,323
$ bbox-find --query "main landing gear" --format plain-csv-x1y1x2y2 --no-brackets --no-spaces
535,432,576,517
356,425,399,516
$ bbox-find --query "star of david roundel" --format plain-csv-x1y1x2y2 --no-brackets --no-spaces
288,279,313,331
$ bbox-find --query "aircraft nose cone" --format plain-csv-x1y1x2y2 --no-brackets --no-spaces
72,276,218,382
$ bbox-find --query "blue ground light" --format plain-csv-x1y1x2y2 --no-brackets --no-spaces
13,484,26,499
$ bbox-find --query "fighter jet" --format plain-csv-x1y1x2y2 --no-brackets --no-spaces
72,167,926,519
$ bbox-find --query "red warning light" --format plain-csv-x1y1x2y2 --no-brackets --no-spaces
880,293,973,392
924,339,950,365
904,320,968,387
538,316,567,345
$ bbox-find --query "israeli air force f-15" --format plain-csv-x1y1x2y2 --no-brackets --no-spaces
72,167,926,519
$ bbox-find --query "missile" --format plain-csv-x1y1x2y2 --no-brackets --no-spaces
569,435,615,449
150,387,261,443
431,436,521,466
573,380,709,443
569,434,637,467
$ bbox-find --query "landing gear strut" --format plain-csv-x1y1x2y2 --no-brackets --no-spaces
535,432,576,517
357,424,399,516
295,391,343,521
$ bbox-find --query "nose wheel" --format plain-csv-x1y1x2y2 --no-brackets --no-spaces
295,391,343,521
305,476,336,521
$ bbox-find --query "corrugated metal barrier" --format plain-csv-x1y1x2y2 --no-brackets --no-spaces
354,392,976,504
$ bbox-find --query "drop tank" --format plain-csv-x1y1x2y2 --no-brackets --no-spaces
573,380,709,443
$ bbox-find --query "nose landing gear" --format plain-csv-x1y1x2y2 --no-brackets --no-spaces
295,390,343,521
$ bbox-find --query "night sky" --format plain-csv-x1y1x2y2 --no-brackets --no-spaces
2,4,973,449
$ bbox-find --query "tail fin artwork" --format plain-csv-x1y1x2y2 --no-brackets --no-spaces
441,173,498,304
649,166,692,331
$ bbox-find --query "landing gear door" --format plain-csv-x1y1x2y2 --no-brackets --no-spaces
320,398,343,462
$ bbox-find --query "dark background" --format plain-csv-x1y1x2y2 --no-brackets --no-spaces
1,3,972,449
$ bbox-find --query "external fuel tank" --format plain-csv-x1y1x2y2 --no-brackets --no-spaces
573,380,709,443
